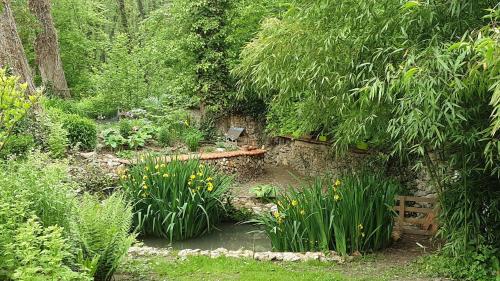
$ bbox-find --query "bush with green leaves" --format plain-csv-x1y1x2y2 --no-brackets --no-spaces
0,153,90,280
250,184,277,202
59,113,97,151
0,153,135,280
126,126,153,149
46,119,69,158
0,152,78,230
0,134,34,159
157,125,175,147
121,156,231,241
419,247,499,281
75,94,118,119
0,68,37,153
255,172,399,255
73,194,136,281
102,128,126,149
183,128,204,152
119,119,133,138
42,97,85,117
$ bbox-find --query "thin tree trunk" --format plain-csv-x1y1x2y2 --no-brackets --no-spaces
116,0,129,34
28,0,70,97
137,0,145,19
0,0,36,93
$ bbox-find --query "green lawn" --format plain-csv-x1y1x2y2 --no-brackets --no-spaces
116,255,433,281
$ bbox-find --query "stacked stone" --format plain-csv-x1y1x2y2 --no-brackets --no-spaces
128,246,345,263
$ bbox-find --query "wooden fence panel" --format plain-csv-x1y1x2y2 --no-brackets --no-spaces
394,195,438,236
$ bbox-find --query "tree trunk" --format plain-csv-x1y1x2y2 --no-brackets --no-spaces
137,0,145,19
0,0,36,93
28,0,70,97
116,0,129,34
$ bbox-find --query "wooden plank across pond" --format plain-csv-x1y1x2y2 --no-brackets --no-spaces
394,195,438,236
153,149,267,163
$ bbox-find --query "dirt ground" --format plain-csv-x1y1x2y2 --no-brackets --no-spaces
231,164,306,197
338,234,447,281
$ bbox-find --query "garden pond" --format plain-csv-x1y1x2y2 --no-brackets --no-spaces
141,223,271,252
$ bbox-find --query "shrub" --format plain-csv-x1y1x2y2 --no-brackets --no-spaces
250,184,277,202
48,120,69,158
10,219,91,281
419,247,499,281
0,68,37,152
102,128,126,149
157,125,174,147
119,119,133,138
121,156,231,241
0,152,78,230
0,153,134,281
75,94,117,119
0,153,90,280
126,126,153,149
61,113,97,151
255,172,399,255
42,97,85,117
183,128,204,152
73,194,135,281
0,134,34,159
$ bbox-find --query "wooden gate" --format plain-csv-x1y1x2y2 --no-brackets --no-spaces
394,196,438,235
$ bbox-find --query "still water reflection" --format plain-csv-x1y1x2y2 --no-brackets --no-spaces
141,223,271,252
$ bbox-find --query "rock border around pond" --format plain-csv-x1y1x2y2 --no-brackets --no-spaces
128,246,345,263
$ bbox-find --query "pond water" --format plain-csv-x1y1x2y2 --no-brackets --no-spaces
141,223,272,252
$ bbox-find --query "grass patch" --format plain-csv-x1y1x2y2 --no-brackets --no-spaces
117,255,432,281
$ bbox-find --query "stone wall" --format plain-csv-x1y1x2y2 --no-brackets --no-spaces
264,137,436,197
200,150,265,182
216,115,264,146
79,149,266,184
265,137,369,178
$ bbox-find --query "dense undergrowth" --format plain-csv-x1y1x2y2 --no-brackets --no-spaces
121,156,231,241
0,153,135,281
256,173,399,256
1,0,499,280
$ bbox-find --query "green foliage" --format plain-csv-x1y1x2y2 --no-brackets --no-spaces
23,105,69,158
119,119,133,138
59,113,97,151
42,97,85,116
250,184,277,201
182,127,204,152
0,68,37,153
0,153,90,280
70,160,118,195
188,0,231,109
102,128,126,149
0,134,34,159
75,94,118,119
126,126,154,149
101,120,156,150
47,120,69,158
157,125,174,147
236,1,499,277
0,153,134,280
73,194,135,281
121,156,231,241
10,219,90,281
0,152,78,230
91,34,143,112
255,172,399,255
419,246,499,281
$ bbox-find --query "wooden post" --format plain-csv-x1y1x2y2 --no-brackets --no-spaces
399,196,406,224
